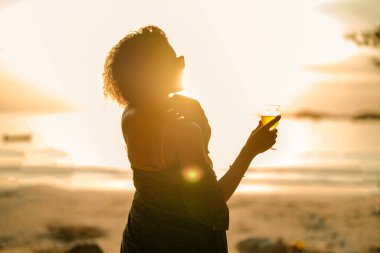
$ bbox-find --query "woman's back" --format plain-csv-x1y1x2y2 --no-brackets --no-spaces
121,94,211,172
120,96,229,253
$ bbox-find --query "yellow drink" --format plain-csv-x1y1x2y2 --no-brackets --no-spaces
261,115,279,130
260,104,280,150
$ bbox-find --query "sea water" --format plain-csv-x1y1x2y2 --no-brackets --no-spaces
0,111,379,194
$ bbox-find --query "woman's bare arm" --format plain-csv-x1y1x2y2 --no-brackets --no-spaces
174,115,280,202
218,115,280,201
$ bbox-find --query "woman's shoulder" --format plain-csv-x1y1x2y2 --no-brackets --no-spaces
172,94,202,108
121,106,158,125
121,107,136,127
121,106,151,133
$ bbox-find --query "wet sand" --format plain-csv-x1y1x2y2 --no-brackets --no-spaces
0,184,379,253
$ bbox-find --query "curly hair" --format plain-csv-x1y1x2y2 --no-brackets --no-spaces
103,25,178,108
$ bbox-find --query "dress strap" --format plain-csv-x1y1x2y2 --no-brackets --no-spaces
160,123,169,170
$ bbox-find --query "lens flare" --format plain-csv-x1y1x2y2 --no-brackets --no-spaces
182,166,204,183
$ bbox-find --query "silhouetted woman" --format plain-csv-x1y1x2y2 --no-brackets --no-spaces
103,25,280,253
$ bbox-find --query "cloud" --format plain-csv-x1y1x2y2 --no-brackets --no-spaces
287,81,380,115
0,70,78,113
305,53,380,76
316,0,380,31
0,0,22,9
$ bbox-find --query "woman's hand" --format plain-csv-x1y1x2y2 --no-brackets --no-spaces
163,108,183,121
218,115,281,201
244,115,281,156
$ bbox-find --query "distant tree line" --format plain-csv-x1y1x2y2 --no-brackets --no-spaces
345,26,380,67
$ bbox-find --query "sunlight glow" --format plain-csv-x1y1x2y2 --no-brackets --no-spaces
0,0,359,113
0,0,365,171
182,166,204,183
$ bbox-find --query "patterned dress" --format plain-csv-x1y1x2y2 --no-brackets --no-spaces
120,95,229,253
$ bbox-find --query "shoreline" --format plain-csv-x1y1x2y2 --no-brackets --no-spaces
1,180,377,196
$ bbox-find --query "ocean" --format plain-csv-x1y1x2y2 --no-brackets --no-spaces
0,111,379,194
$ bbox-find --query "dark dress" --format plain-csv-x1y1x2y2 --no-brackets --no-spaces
120,165,229,253
120,96,229,253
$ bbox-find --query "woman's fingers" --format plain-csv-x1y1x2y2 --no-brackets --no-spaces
266,130,278,145
245,118,280,155
263,139,276,150
269,129,277,136
165,109,181,120
262,115,281,130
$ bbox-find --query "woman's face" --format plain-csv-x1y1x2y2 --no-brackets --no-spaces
123,52,184,96
167,56,184,93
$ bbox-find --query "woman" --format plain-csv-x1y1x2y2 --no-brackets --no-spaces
103,25,280,253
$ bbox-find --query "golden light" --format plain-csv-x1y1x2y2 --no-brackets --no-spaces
293,240,305,251
0,0,366,172
0,0,359,113
182,166,204,183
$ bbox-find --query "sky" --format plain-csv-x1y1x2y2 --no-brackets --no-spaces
317,0,380,31
1,0,379,116
0,0,380,169
295,0,380,114
0,70,75,113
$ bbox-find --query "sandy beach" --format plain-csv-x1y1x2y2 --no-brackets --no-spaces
0,184,379,253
